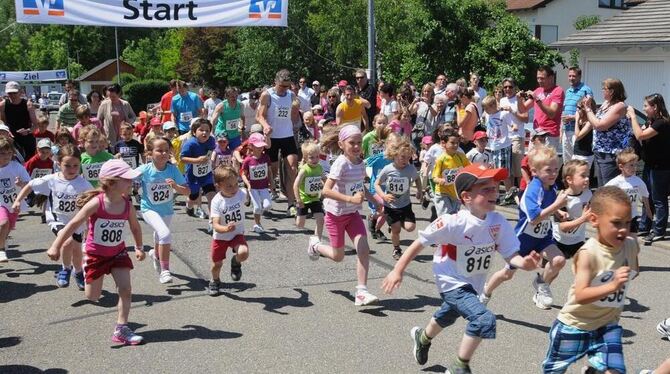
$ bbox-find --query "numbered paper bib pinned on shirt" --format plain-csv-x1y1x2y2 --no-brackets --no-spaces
82,163,103,181
92,219,127,246
122,156,137,169
180,112,193,123
250,164,268,181
524,219,551,238
442,168,460,186
592,270,636,308
226,119,240,132
304,176,323,197
344,181,364,206
371,145,384,156
0,185,17,207
53,194,77,214
31,168,51,179
276,106,290,119
218,155,234,168
624,188,639,204
193,162,212,177
456,242,495,276
148,182,173,205
222,209,242,224
387,176,409,196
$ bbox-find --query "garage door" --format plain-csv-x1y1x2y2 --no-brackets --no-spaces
585,60,666,108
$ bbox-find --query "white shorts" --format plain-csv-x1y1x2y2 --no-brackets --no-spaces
250,188,272,215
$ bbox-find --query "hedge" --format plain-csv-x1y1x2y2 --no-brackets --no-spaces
123,79,168,114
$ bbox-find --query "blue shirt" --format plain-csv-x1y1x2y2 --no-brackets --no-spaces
171,92,203,133
365,152,392,194
136,162,187,217
180,136,216,182
563,82,594,131
515,178,557,239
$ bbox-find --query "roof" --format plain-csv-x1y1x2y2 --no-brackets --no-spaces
75,59,134,81
552,0,670,48
506,0,553,11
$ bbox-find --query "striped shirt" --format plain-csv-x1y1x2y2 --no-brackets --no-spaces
324,154,367,215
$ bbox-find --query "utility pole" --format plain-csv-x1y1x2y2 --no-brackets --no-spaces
115,27,121,85
367,0,376,85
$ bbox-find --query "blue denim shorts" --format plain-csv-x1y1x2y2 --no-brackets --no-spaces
433,284,496,339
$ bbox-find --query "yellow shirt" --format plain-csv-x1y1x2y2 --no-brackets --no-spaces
557,237,639,331
432,151,470,197
338,99,363,125
172,134,187,174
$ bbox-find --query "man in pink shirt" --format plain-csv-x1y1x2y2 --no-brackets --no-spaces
518,66,565,162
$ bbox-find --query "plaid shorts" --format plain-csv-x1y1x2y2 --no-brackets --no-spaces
542,320,625,374
491,145,512,171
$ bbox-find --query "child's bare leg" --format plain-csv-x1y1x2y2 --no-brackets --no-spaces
111,267,132,325
403,221,416,232
85,276,104,301
457,335,482,361
483,267,516,297
296,215,306,228
211,261,223,280
541,245,566,284
425,318,444,338
391,222,401,247
234,244,249,262
0,221,10,250
314,212,324,240
354,234,370,286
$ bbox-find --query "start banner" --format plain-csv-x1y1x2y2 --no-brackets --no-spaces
0,69,67,82
15,0,288,27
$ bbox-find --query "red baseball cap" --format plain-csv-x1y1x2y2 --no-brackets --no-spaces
338,80,348,87
150,117,162,126
455,163,508,196
473,131,488,141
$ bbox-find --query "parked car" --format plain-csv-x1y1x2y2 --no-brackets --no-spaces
47,92,62,112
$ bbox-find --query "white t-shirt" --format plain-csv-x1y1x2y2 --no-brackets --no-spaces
418,209,519,294
552,189,592,245
0,161,30,211
243,101,258,128
485,111,513,151
210,189,247,241
29,173,92,232
499,96,525,140
423,143,444,173
204,98,222,122
605,174,649,218
380,99,398,121
297,87,315,113
466,148,492,165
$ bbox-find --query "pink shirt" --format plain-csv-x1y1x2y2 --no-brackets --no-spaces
389,119,412,137
533,85,565,137
71,117,104,141
242,154,271,190
85,194,130,257
323,155,366,216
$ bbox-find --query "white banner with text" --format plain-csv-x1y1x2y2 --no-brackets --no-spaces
0,69,67,82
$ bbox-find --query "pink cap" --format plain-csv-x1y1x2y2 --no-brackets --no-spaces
421,135,433,145
99,159,141,180
338,80,348,87
248,133,267,148
338,124,361,142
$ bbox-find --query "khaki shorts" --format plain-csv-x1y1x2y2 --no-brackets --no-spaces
511,138,525,178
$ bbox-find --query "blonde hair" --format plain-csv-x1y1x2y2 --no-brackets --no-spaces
213,165,238,184
301,140,320,159
120,122,133,132
384,133,413,160
76,177,121,209
616,148,638,165
528,145,558,170
591,185,630,215
562,159,588,185
80,126,101,142
37,116,49,125
481,95,497,109
372,113,388,127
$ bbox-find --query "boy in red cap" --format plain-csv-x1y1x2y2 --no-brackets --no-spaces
465,131,492,166
382,163,541,374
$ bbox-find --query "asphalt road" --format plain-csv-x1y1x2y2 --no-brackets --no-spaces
1,195,668,374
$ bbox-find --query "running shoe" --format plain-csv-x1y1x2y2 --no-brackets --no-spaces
112,325,144,345
392,247,403,260
207,280,220,296
0,250,7,263
533,284,553,310
271,191,280,201
287,205,297,218
159,270,173,284
644,232,665,246
252,224,265,233
41,214,46,224
410,326,431,365
307,236,320,261
657,318,670,339
230,256,242,281
354,289,379,306
186,207,196,217
74,271,85,290
196,208,208,220
375,230,388,241
421,195,430,210
56,267,72,288
445,363,472,374
148,249,160,275
371,230,379,240
207,222,213,235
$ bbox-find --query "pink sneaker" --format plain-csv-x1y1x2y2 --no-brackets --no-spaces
112,325,144,345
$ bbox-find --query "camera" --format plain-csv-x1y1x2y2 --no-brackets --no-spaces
519,92,530,100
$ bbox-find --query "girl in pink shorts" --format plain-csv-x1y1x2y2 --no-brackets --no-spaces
48,159,146,345
307,125,382,307
0,137,30,262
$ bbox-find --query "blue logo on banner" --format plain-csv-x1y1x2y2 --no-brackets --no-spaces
23,0,65,16
249,0,282,19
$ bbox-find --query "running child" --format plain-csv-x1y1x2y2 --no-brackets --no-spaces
47,159,146,345
114,123,145,169
542,186,639,374
552,160,592,260
52,128,75,164
362,114,388,159
482,146,568,309
605,148,651,241
382,164,541,373
80,126,114,187
136,137,190,284
180,118,217,229
365,126,394,241
482,95,516,204
466,131,492,166
23,138,54,221
241,133,273,233
208,166,249,296
293,141,325,240
71,106,103,141
432,127,470,216
212,133,235,169
375,135,422,260
0,138,30,262
307,124,381,306
33,116,54,143
419,135,434,209
13,144,92,288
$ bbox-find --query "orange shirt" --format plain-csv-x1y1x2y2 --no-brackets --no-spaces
160,91,175,123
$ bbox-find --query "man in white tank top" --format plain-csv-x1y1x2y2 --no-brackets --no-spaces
256,69,301,216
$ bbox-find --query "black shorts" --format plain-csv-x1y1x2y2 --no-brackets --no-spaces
297,201,324,216
554,241,584,259
384,205,416,226
630,216,639,233
52,225,83,243
267,136,298,163
188,183,216,201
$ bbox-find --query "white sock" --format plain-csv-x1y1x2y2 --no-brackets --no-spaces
356,285,368,293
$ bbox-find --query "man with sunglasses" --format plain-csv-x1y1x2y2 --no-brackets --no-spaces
561,67,593,162
257,69,301,217
0,81,38,159
499,78,529,191
354,69,377,132
297,77,315,113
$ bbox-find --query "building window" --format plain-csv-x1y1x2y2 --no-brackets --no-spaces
599,0,625,9
534,25,559,44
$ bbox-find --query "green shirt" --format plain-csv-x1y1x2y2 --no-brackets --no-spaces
298,163,323,204
215,100,243,139
81,151,114,187
58,103,79,128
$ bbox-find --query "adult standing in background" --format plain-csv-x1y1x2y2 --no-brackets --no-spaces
0,81,37,158
433,74,447,96
212,87,244,150
409,83,437,150
297,77,315,114
97,83,136,144
159,80,178,123
310,81,321,107
336,85,370,129
499,78,528,187
354,69,377,132
58,79,87,107
582,78,629,186
56,90,83,132
203,88,222,122
518,66,565,156
86,90,103,117
561,67,593,162
243,89,260,131
171,81,203,135
469,72,487,115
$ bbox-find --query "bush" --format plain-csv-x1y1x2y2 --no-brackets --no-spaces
113,72,140,85
123,79,168,114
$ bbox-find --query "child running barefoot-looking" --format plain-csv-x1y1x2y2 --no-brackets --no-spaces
375,135,422,260
0,138,30,262
47,159,146,345
293,141,325,240
307,124,382,306
542,186,639,374
382,164,541,373
208,166,250,296
13,145,92,288
136,136,190,284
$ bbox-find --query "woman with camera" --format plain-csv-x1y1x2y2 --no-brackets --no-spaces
409,83,438,153
628,93,670,245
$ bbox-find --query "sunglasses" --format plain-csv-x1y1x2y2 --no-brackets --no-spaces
328,95,337,98
355,76,365,80
503,86,514,89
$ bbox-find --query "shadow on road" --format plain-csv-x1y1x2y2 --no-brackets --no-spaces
330,290,441,317
639,265,670,273
0,336,21,348
496,314,550,333
422,364,447,373
0,281,57,304
220,288,312,315
0,366,67,374
71,290,172,308
4,258,60,278
111,324,242,348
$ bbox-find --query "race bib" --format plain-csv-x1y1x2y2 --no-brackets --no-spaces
226,119,240,132
92,219,127,246
524,219,551,238
147,182,173,205
304,176,323,197
218,154,234,167
53,193,77,215
442,168,459,186
371,144,384,156
180,112,193,123
193,162,212,177
276,106,290,119
592,270,636,308
456,242,495,276
624,188,638,204
387,177,409,196
31,168,51,179
82,163,103,181
122,156,137,169
344,181,364,206
0,185,17,207
250,164,268,181
222,209,242,225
